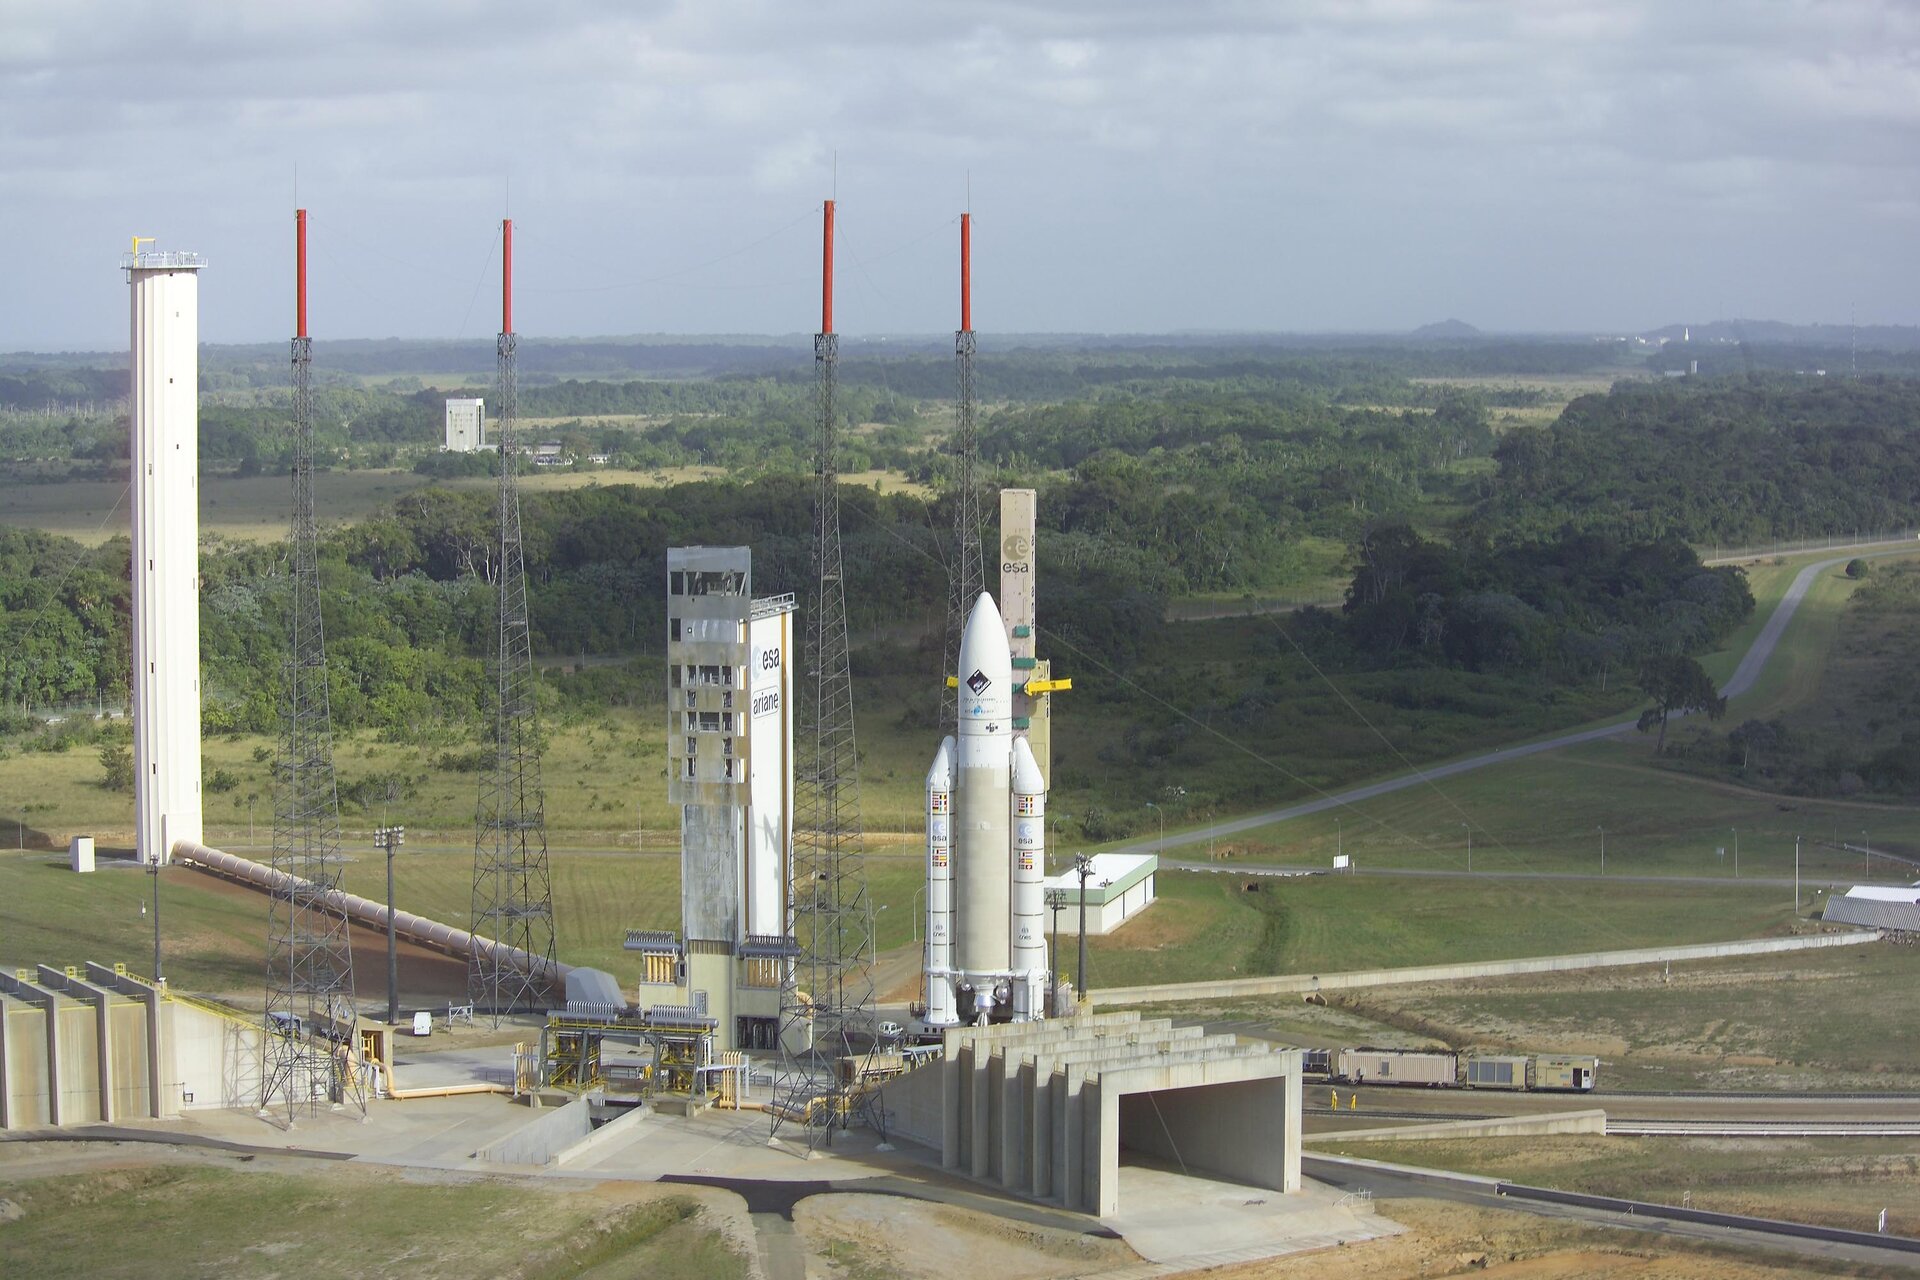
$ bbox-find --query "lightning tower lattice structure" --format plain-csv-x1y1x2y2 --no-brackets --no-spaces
942,212,985,736
261,209,364,1118
469,218,558,1021
776,200,880,1143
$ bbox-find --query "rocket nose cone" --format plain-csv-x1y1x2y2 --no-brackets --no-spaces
960,593,1009,665
926,736,955,789
958,593,1013,730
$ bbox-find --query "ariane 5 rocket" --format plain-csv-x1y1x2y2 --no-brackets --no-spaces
925,592,1049,1027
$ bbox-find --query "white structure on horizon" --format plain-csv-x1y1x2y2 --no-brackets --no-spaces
126,244,206,866
444,397,486,452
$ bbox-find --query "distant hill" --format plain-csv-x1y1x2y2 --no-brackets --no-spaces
1411,319,1482,339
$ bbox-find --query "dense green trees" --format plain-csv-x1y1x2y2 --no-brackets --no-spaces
1338,523,1751,685
1474,376,1920,545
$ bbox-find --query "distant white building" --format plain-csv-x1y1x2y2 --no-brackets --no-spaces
1044,853,1157,936
444,398,486,452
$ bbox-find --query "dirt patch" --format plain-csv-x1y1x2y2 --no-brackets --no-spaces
1194,1199,1858,1279
795,1193,1136,1279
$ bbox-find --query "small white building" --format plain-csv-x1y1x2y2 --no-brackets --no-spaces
1045,853,1157,936
1823,884,1920,931
444,398,486,452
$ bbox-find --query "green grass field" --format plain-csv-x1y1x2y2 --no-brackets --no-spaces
1072,869,1803,992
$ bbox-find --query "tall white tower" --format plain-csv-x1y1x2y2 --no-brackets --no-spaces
126,243,206,865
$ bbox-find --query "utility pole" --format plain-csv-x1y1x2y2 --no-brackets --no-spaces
1462,822,1471,873
375,824,405,1025
1045,887,1066,1014
1732,826,1738,878
1596,825,1605,876
1795,835,1801,914
1863,830,1870,880
1147,801,1163,854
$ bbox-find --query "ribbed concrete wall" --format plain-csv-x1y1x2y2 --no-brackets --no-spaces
0,965,264,1129
1092,931,1878,1007
889,1012,1303,1217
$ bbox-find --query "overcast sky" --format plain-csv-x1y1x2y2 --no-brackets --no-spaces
4,0,1917,348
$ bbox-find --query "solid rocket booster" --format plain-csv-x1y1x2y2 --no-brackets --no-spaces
924,737,957,1027
924,592,1049,1026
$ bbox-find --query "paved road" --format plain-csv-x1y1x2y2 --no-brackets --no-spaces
1165,859,1863,890
1108,547,1911,862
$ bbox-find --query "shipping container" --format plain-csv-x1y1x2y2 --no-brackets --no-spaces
1464,1054,1528,1090
1532,1054,1599,1091
1338,1048,1457,1087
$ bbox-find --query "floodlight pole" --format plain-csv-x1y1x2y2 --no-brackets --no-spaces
375,824,405,1025
1462,822,1471,873
1732,826,1738,878
1794,835,1801,915
1074,853,1093,1000
1597,825,1605,876
148,853,163,986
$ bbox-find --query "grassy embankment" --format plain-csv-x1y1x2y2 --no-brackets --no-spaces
0,1161,746,1280
1315,1132,1920,1236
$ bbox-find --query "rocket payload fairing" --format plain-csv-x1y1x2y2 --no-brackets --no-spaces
924,592,1049,1026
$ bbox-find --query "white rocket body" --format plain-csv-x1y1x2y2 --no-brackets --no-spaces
923,593,1049,1027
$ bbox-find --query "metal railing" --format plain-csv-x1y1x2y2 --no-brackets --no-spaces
122,251,207,271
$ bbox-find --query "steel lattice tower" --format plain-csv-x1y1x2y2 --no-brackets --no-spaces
261,209,364,1120
942,212,985,736
776,201,878,1143
469,218,558,1021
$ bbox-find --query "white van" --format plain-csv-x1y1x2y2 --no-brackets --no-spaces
412,1010,433,1037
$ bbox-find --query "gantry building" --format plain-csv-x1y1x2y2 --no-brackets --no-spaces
632,547,796,1052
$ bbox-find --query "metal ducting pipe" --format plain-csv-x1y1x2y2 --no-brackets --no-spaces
172,840,571,983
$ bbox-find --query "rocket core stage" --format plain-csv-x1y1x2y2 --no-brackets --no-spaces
924,592,1050,1027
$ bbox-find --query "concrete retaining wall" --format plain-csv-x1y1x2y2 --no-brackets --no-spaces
1303,1109,1607,1144
552,1102,647,1167
475,1095,595,1165
0,965,265,1130
1092,931,1877,1007
881,1056,945,1149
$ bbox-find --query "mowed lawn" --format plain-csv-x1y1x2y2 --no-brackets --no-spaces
1071,869,1799,991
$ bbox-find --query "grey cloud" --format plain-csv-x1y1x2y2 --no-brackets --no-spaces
2,0,1916,344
